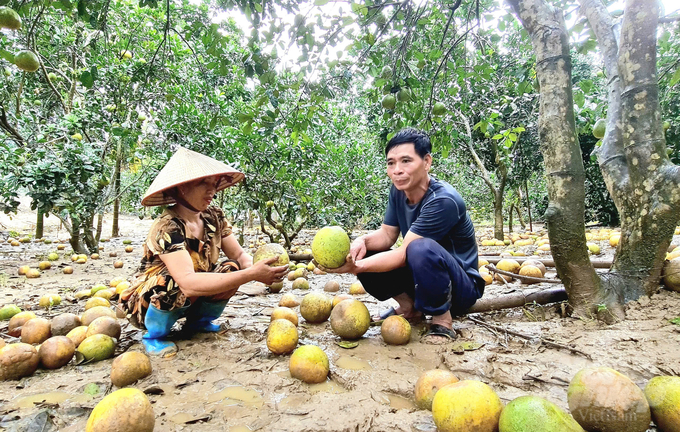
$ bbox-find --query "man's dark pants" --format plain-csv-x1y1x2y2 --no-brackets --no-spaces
357,238,481,316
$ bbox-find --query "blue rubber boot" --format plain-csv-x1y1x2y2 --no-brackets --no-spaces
142,304,189,356
183,299,229,333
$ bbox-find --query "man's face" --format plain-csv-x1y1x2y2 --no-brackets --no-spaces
386,143,431,192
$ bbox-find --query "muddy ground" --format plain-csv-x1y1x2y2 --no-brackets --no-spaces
1,200,679,431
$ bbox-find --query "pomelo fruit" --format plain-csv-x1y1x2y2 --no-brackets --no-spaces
380,315,411,345
77,334,116,362
324,280,340,292
113,260,124,268
279,293,300,308
397,88,410,102
432,380,503,432
110,352,152,387
51,313,82,336
17,265,30,275
8,311,36,337
382,94,396,110
332,293,353,308
21,317,51,344
289,345,329,384
14,50,39,72
86,297,111,310
38,261,51,270
380,65,392,79
0,304,21,321
520,259,546,276
66,326,88,347
593,119,606,139
75,289,92,299
270,307,298,326
567,367,651,432
47,252,59,261
0,343,39,381
518,265,542,282
39,293,61,309
110,277,125,287
292,277,309,290
38,336,75,369
498,395,585,431
663,258,680,292
94,289,114,300
644,376,680,432
85,388,154,432
269,281,284,293
414,369,459,411
329,299,370,339
432,102,447,116
63,266,74,274
86,316,121,339
311,226,350,269
26,268,41,278
349,281,366,294
497,259,520,273
300,292,332,323
0,6,22,30
125,246,133,253
81,306,116,326
253,243,290,267
266,319,299,355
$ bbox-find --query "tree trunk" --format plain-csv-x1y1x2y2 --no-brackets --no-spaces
83,214,97,252
69,216,88,254
508,202,514,234
580,0,680,302
515,204,526,229
524,180,533,232
35,209,44,239
95,212,103,243
508,0,615,320
493,188,504,240
111,141,122,238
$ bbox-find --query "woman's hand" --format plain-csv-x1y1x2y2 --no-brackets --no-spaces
349,236,367,262
249,256,289,285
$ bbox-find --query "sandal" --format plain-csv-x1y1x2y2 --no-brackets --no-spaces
422,324,457,343
371,307,424,324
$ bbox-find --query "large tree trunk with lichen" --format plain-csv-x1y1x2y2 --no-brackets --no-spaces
508,0,614,320
111,141,122,238
580,0,680,302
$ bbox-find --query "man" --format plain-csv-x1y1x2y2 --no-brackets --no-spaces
327,128,484,342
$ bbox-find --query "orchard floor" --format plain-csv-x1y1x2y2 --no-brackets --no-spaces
1,203,679,431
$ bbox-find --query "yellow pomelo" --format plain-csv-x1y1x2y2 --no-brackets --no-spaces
269,281,284,293
266,319,298,355
497,259,520,273
85,297,111,310
289,345,329,384
587,243,601,255
111,352,153,387
81,306,116,326
292,277,310,290
38,261,51,270
109,277,125,287
518,265,542,282
329,299,370,339
324,280,340,292
478,258,489,268
279,293,300,308
21,317,51,344
432,380,503,432
663,258,680,292
86,388,154,432
86,316,121,339
300,292,332,323
8,312,36,337
311,226,350,269
498,395,585,432
17,265,30,275
270,307,298,326
66,326,88,347
39,293,61,309
644,376,680,432
414,369,459,411
253,243,290,267
567,367,650,432
332,293,353,308
380,315,411,345
349,281,366,294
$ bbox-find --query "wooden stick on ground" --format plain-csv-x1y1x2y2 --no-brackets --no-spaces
487,264,562,285
467,316,592,359
479,256,612,269
466,287,568,313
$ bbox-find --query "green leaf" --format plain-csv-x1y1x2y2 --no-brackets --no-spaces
491,134,503,140
79,71,94,88
670,68,680,87
337,341,359,349
314,0,329,5
579,79,593,94
0,50,14,63
573,90,585,108
670,317,680,325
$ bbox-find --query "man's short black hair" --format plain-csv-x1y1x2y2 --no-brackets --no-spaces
385,128,432,158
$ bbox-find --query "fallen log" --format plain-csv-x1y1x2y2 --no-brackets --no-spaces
466,287,568,314
479,256,612,269
486,264,561,285
288,253,313,262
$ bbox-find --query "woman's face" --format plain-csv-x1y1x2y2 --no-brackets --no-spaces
177,176,219,211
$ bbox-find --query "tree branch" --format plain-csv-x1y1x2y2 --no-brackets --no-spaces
0,106,25,144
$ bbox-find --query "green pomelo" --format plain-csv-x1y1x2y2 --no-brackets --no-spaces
47,252,59,261
0,7,22,31
499,395,585,432
567,367,651,432
0,304,22,321
253,243,289,267
380,65,392,79
77,334,115,362
397,88,410,102
593,119,606,139
644,376,680,432
14,51,39,73
311,226,350,269
432,102,446,116
382,94,396,110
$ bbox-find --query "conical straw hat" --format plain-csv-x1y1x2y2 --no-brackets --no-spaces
141,147,244,207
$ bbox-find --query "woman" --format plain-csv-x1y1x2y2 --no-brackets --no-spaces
120,147,288,356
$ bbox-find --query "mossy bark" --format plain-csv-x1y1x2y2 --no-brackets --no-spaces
508,0,617,320
581,0,680,301
111,141,122,238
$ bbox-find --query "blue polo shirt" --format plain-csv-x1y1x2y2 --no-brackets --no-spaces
384,178,485,294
